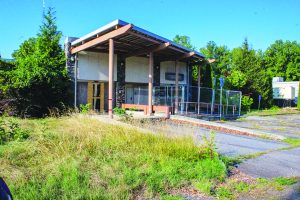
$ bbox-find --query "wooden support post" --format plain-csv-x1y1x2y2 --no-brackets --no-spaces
148,52,154,115
175,60,179,114
108,39,114,118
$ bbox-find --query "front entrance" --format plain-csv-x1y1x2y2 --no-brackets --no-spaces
87,81,105,112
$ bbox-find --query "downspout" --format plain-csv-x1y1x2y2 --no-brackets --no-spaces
74,53,78,108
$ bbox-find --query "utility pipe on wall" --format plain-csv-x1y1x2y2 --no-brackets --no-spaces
74,53,78,108
108,39,114,119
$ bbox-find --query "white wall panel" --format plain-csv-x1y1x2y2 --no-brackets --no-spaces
160,61,186,84
77,52,117,81
125,57,148,83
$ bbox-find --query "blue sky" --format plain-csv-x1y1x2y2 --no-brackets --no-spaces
1,0,300,58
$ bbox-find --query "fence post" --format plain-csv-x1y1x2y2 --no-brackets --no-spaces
219,78,224,120
197,87,200,115
226,90,229,115
238,91,242,116
211,89,215,115
220,88,222,120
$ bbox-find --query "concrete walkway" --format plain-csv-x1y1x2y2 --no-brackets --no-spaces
170,115,286,140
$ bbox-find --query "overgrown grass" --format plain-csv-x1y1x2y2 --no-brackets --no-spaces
0,115,226,199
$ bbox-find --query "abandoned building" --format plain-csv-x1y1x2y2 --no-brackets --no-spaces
65,19,241,119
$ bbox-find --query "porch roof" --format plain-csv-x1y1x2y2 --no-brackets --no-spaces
70,19,205,63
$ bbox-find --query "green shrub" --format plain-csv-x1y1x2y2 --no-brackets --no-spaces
269,105,279,111
199,131,218,160
0,117,29,144
242,95,253,112
113,107,126,116
79,104,90,114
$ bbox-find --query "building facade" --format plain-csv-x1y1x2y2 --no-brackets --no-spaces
65,19,206,118
272,77,299,107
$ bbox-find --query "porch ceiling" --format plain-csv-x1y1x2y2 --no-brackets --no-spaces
70,19,205,63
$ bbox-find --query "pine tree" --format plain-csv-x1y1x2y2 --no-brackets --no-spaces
10,8,71,117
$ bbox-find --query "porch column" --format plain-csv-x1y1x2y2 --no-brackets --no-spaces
197,64,201,114
175,60,179,113
108,39,114,118
148,52,154,115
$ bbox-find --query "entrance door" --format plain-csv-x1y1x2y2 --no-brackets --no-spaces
126,87,134,104
87,81,105,112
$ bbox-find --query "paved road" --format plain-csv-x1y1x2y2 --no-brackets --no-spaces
238,147,300,178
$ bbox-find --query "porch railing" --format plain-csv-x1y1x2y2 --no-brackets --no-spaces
126,85,242,118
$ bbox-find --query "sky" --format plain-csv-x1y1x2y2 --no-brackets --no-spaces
0,0,300,58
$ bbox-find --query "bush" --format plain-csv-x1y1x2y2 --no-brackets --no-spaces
113,107,133,122
241,95,253,112
113,107,126,116
269,105,279,110
79,104,90,114
0,117,29,144
199,131,218,160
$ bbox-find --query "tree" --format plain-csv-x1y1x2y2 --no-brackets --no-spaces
9,8,71,117
173,35,196,50
0,59,15,114
264,40,300,81
226,70,247,90
229,39,273,107
200,41,231,87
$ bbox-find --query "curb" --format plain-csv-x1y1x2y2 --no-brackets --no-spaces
170,115,286,141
